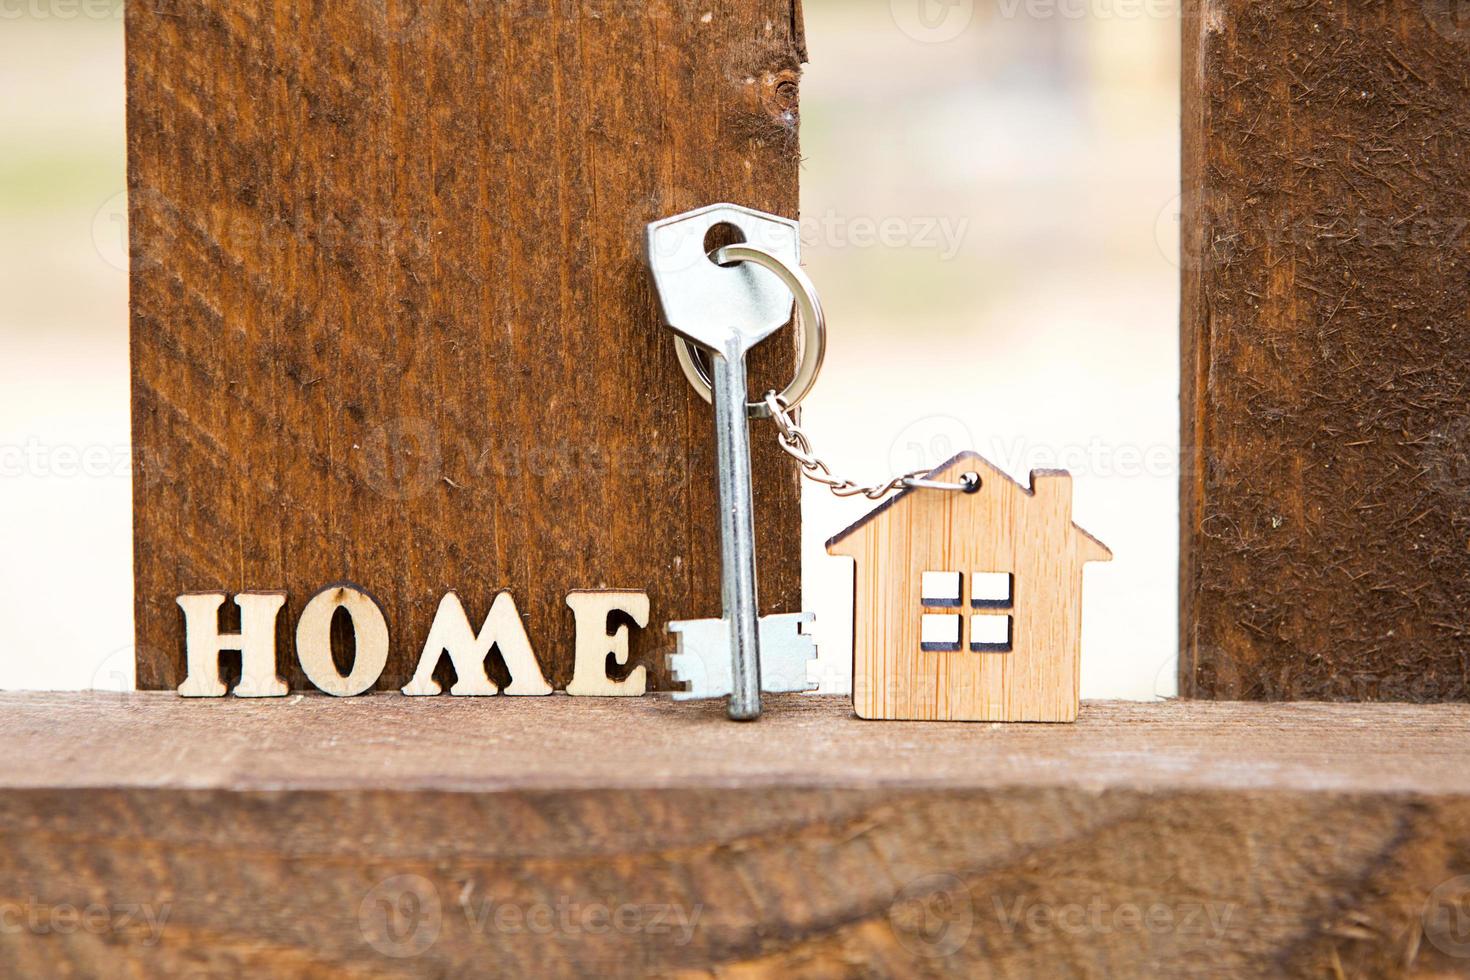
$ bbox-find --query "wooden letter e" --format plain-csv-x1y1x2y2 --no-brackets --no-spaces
565,591,650,697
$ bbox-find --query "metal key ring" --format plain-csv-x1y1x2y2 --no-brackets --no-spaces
675,243,826,420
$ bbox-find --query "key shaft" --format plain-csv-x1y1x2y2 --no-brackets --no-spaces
711,344,763,720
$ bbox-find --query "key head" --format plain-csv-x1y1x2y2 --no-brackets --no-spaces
646,204,801,357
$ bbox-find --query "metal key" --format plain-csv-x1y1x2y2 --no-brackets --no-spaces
668,613,818,703
646,204,803,720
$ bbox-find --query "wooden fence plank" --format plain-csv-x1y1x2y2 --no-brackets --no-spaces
0,694,1468,976
127,1,806,691
1180,0,1470,700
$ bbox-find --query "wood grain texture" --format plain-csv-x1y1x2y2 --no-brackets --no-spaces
1180,0,1470,701
0,694,1469,977
828,452,1110,722
127,1,806,692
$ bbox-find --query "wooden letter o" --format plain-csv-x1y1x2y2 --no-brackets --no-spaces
296,584,390,697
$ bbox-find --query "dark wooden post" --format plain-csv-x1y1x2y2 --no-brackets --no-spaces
1181,0,1470,700
127,1,807,691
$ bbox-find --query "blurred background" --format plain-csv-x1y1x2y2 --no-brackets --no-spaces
799,0,1180,699
0,0,1178,697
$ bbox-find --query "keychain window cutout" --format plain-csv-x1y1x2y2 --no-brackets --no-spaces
923,572,1014,653
920,614,962,652
970,572,1014,609
969,613,1013,653
921,571,963,607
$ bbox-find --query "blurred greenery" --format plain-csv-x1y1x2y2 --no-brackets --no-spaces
0,149,121,213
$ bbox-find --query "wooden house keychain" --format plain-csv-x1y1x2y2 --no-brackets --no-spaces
646,204,1111,724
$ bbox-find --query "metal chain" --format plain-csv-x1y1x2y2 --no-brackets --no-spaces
761,391,980,500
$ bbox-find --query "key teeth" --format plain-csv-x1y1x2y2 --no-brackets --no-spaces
791,623,819,694
754,612,819,695
665,651,700,701
667,622,725,702
666,614,819,701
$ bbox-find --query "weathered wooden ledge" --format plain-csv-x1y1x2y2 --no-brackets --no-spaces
1,694,1467,977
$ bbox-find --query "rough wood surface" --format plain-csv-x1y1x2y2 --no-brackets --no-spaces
828,452,1110,722
1180,0,1470,701
1,693,1469,977
126,2,806,692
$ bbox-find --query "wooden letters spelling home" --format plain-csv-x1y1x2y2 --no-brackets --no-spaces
177,586,649,699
